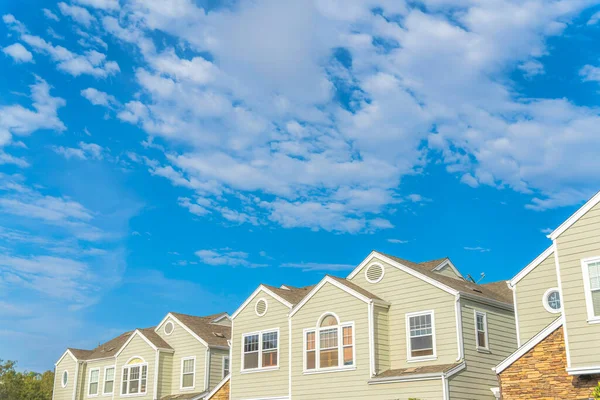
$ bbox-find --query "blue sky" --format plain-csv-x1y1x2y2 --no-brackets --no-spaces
1,0,600,372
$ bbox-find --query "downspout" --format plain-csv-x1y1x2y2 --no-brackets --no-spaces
72,361,79,400
288,317,292,400
153,349,159,400
204,347,211,391
510,282,521,347
454,295,464,361
368,301,375,377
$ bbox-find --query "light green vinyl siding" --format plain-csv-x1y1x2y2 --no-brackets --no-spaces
156,316,208,394
448,299,517,399
373,305,390,374
114,334,157,400
556,201,600,368
291,281,443,400
514,251,559,343
79,359,115,399
53,354,77,400
209,348,230,388
230,291,290,400
157,352,173,398
350,257,459,369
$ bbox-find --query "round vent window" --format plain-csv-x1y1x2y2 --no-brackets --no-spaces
543,288,561,313
255,298,268,316
61,370,68,388
164,321,175,335
365,263,384,283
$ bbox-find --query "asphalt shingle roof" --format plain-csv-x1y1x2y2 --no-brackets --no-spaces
170,312,231,348
375,363,462,379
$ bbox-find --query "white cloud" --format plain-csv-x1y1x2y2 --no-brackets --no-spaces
81,87,118,107
3,43,33,63
580,64,600,82
281,262,354,272
518,60,545,78
387,238,409,244
58,2,95,27
52,142,105,161
73,0,120,10
42,8,60,22
195,249,267,268
588,11,600,25
464,246,491,253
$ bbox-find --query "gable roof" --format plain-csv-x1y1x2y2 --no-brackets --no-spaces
115,328,174,357
549,190,600,240
67,348,93,360
231,284,314,319
494,317,562,374
509,245,554,287
168,312,231,348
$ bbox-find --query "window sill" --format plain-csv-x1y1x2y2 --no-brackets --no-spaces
476,348,491,354
407,356,437,363
119,393,148,398
180,387,195,391
303,366,356,375
240,366,279,374
587,318,600,324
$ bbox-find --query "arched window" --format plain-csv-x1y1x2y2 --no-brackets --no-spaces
305,313,354,372
121,356,148,395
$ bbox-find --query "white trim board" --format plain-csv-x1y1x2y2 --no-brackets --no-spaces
549,190,600,240
509,246,555,287
494,317,562,374
289,275,389,318
231,285,293,320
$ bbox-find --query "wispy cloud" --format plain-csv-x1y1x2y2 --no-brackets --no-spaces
387,238,409,244
464,246,491,253
282,262,354,272
195,248,267,268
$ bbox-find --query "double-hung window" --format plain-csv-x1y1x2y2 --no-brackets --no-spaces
583,258,600,321
304,313,354,372
406,311,436,361
181,357,195,389
103,366,115,395
475,311,489,350
222,356,230,378
88,368,99,396
242,329,279,371
121,358,148,395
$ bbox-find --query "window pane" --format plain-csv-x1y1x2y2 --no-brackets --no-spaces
90,370,99,383
106,368,114,381
320,348,338,368
306,331,315,350
306,351,316,370
244,335,259,352
105,381,113,393
343,346,353,365
121,369,128,394
90,382,98,395
262,331,278,350
477,331,487,348
476,314,485,332
410,314,432,337
129,379,139,394
411,334,433,357
547,292,561,310
343,326,353,345
183,359,194,374
320,315,338,327
182,374,194,388
320,328,338,349
223,357,230,377
592,289,600,317
589,262,600,290
262,350,277,367
244,352,258,369
141,366,147,393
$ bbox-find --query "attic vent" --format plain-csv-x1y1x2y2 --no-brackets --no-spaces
212,332,225,338
365,263,384,283
472,288,483,293
255,298,268,317
164,321,174,336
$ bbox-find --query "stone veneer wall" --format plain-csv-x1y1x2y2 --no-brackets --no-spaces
206,379,230,400
498,327,600,399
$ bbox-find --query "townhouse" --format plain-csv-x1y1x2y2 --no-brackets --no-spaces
53,312,231,400
222,251,518,400
495,191,600,399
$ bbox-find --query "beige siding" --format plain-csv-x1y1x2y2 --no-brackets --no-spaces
291,281,444,399
556,201,600,368
156,316,208,394
209,348,230,389
373,305,390,374
449,299,517,399
53,353,77,400
350,256,459,369
75,363,86,400
114,334,157,400
78,358,116,399
157,352,173,398
514,251,560,343
230,290,290,400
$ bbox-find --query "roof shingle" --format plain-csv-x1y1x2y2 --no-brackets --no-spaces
170,312,231,348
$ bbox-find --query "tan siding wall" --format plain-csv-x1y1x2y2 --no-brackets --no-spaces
291,282,444,400
75,363,86,400
349,257,459,369
514,251,559,343
114,334,157,400
556,201,600,368
78,358,115,399
448,299,517,400
373,305,390,374
230,291,290,400
209,348,230,389
54,354,77,400
156,316,208,394
157,352,173,398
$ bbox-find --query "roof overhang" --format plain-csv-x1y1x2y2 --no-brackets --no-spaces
231,285,293,320
368,362,465,385
509,246,554,287
494,317,562,374
433,259,464,279
548,190,600,240
289,275,389,318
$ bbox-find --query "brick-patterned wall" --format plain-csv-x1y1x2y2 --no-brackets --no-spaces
499,327,600,399
206,379,230,400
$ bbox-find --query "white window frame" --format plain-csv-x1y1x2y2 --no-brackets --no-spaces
61,370,68,388
180,356,196,390
406,310,437,362
222,356,230,378
120,357,148,397
87,368,100,397
302,312,356,374
240,328,280,373
102,366,115,395
474,311,490,351
582,256,600,323
542,288,562,314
